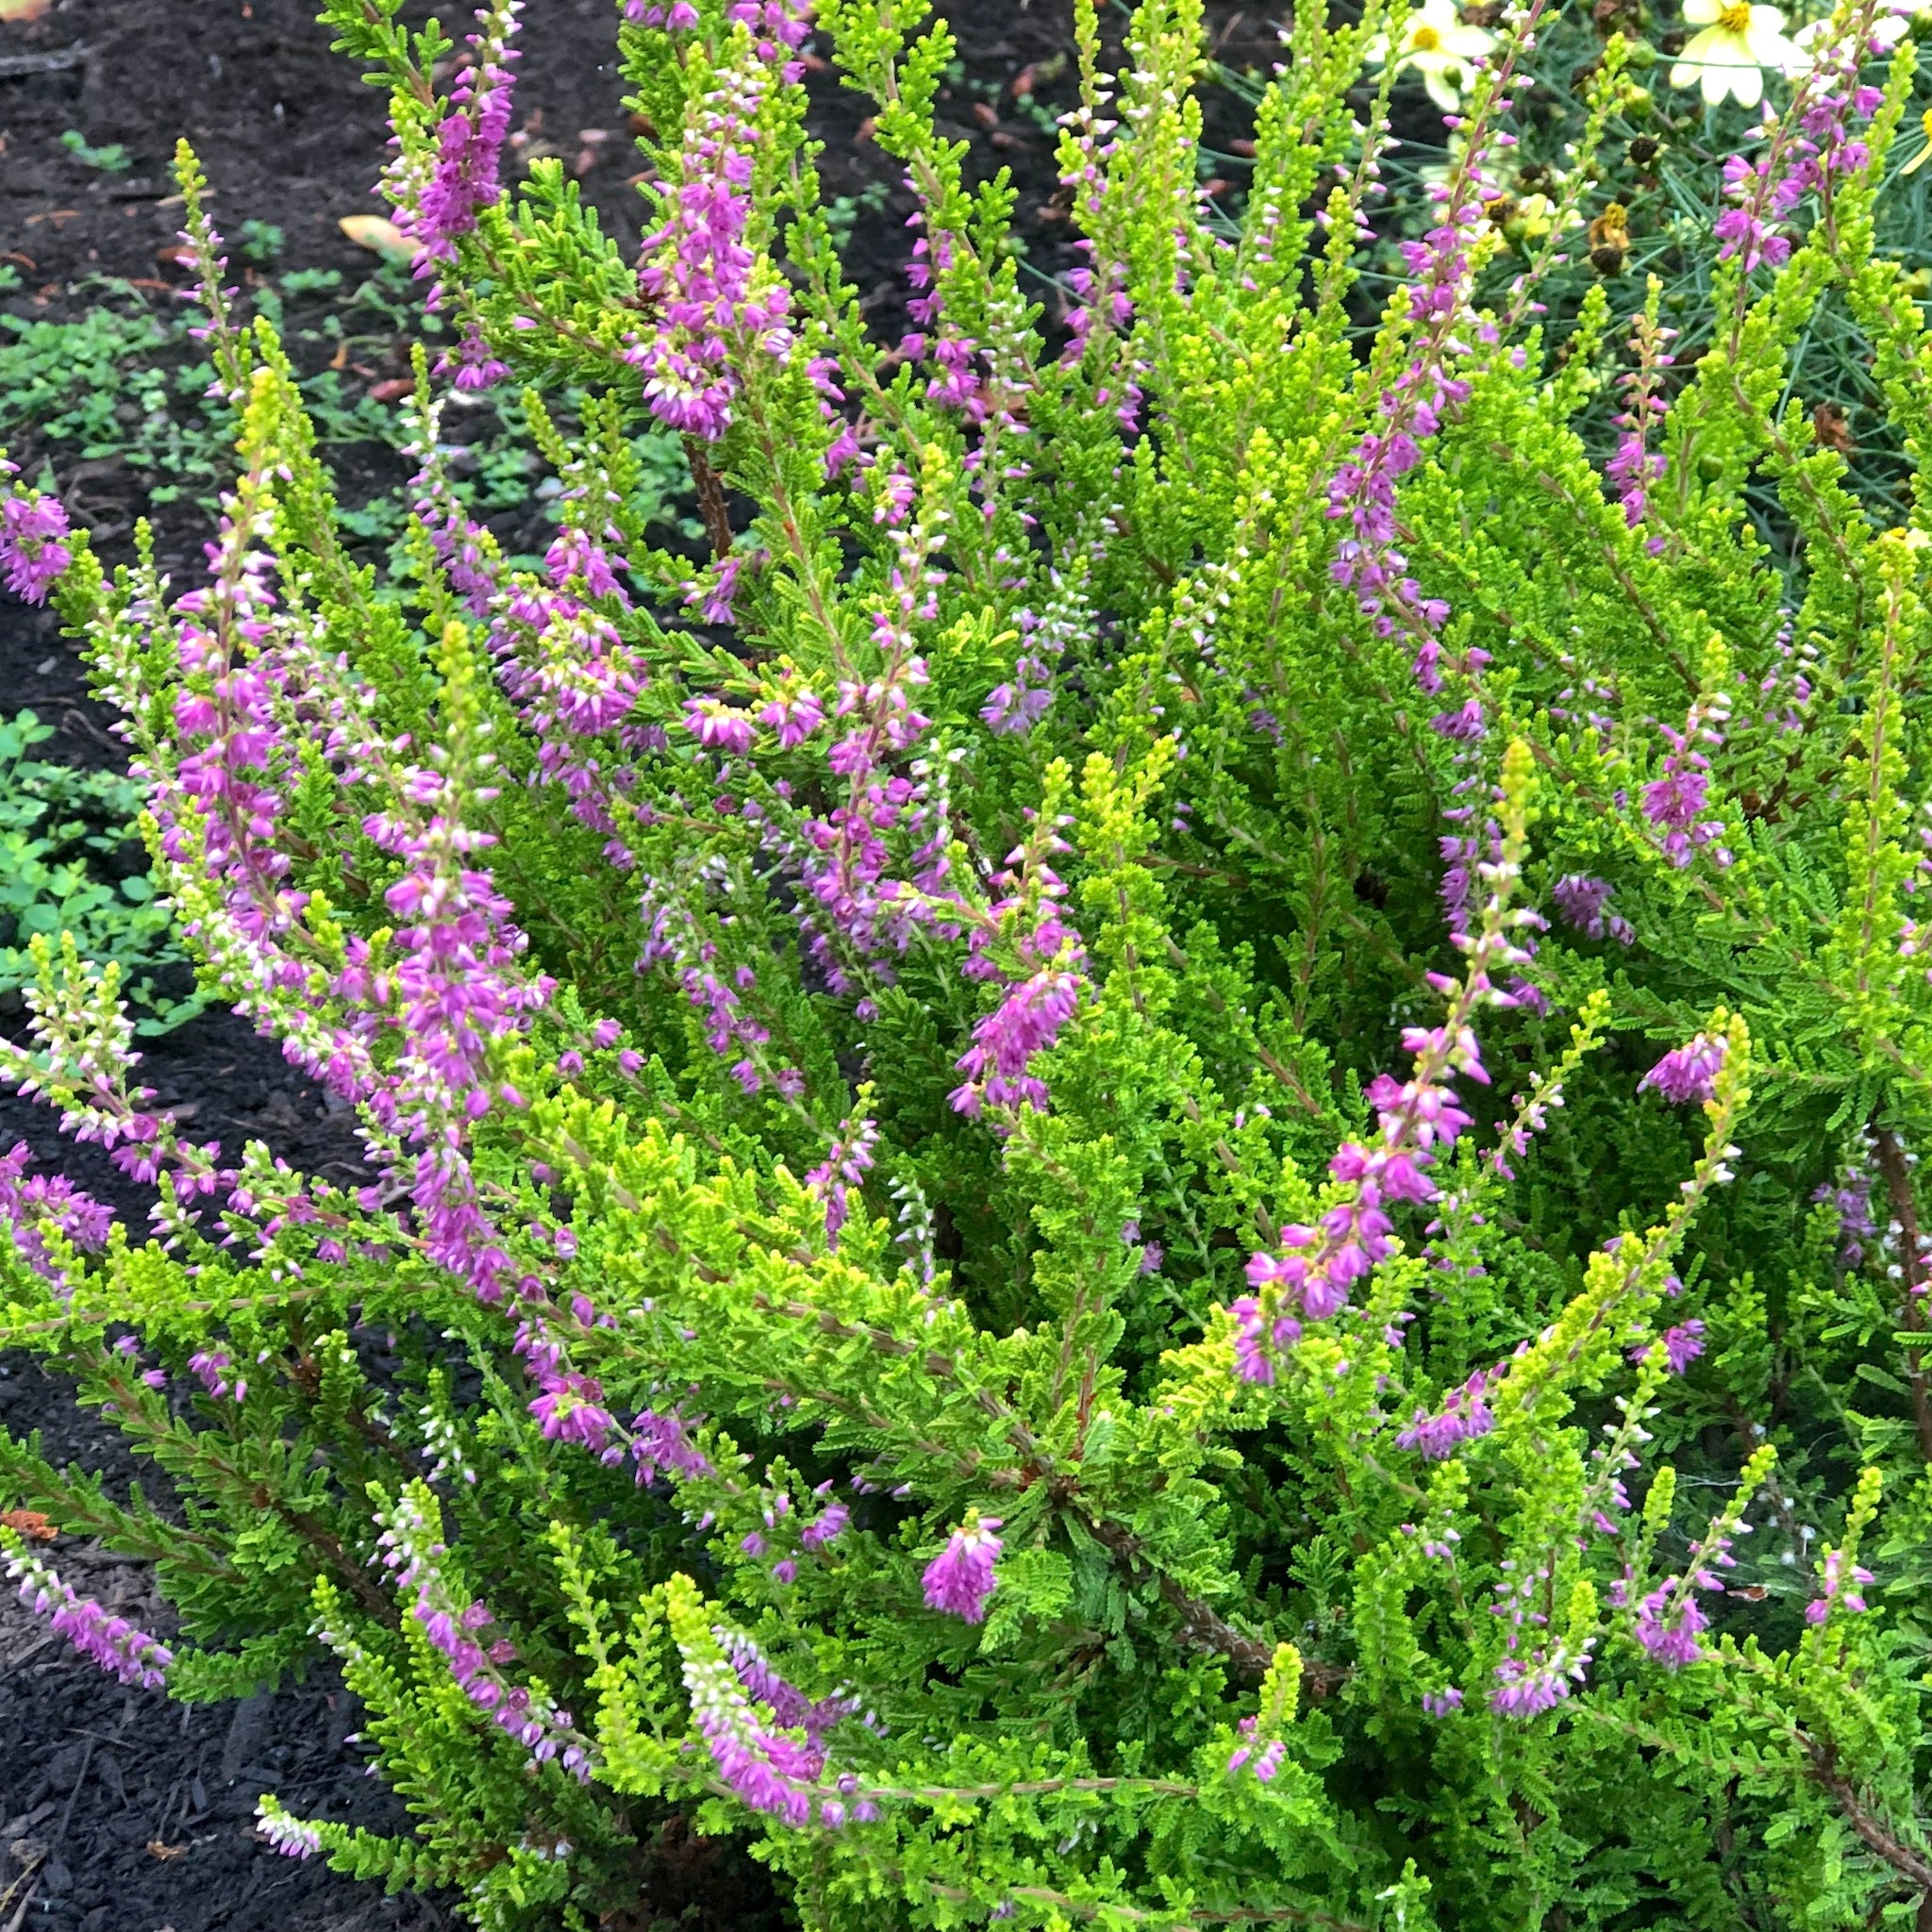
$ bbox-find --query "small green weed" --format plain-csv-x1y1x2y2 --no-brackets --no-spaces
58,130,132,175
0,712,202,1035
825,180,891,251
237,220,286,267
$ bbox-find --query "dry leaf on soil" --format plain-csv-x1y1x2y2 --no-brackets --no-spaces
338,215,413,262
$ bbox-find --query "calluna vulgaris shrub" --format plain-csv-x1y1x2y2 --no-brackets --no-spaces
9,0,1932,1922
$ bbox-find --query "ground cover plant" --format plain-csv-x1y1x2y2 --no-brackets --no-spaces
0,263,686,574
0,706,201,1034
11,0,1932,1924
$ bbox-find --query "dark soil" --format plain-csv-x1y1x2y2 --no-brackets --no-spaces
0,1,1277,1926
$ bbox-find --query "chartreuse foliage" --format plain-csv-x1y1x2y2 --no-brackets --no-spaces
7,0,1932,1927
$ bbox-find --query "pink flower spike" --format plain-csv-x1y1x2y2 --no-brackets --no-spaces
922,1513,1003,1623
1641,1033,1726,1106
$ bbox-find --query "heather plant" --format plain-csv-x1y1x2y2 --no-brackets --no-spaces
8,0,1932,1925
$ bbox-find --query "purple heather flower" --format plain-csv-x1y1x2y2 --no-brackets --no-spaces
1632,1320,1706,1374
377,1492,591,1779
0,469,73,606
1421,1688,1464,1716
1814,1159,1877,1269
1641,694,1732,868
949,972,1081,1117
638,887,798,1094
1605,430,1667,528
727,0,813,78
982,666,1056,736
1712,17,1880,275
408,428,500,618
1642,768,1710,838
1603,303,1676,528
4,1543,172,1690
1491,1670,1563,1719
495,560,654,854
434,320,509,391
189,1348,244,1403
684,552,751,626
807,1115,878,1249
1490,1651,1588,1718
683,697,757,758
720,1630,858,1746
1633,1578,1707,1668
629,46,794,440
1396,1370,1495,1459
757,683,825,748
544,526,625,602
632,1407,712,1484
1641,1033,1727,1106
528,1371,616,1452
0,1141,111,1282
1226,1718,1287,1781
1552,874,1635,946
923,1514,1002,1623
800,1502,850,1552
1323,125,1506,724
387,2,524,276
682,1628,871,1830
1234,995,1496,1380
1805,1545,1874,1625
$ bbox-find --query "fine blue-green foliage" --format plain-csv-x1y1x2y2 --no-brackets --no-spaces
7,0,1932,1926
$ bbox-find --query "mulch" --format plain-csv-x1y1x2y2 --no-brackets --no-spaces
0,0,1274,1924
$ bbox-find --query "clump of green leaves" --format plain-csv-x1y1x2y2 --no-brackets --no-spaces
0,711,200,1034
59,129,133,175
237,220,287,268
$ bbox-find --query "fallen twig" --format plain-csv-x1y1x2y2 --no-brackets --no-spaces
0,42,90,77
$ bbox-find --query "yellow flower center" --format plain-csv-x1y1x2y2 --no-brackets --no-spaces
1718,3,1753,32
1411,23,1444,49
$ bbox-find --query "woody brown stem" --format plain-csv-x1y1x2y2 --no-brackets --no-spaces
1807,1737,1932,1891
1083,1513,1347,1698
683,436,735,562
